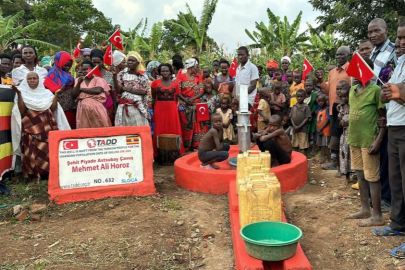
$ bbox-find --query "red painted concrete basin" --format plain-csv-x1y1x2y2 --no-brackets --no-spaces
174,145,308,195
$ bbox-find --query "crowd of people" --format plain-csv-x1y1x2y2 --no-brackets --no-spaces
1,16,405,266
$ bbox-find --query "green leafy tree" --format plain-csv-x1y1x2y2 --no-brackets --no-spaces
309,0,405,48
0,8,59,53
302,24,340,62
163,0,218,54
0,0,35,24
32,0,114,52
245,9,308,57
133,22,163,59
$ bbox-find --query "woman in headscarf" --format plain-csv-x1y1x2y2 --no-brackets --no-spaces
90,48,115,124
72,60,112,128
146,61,160,82
112,50,126,73
113,51,150,126
262,59,278,90
11,72,70,181
176,58,207,150
280,56,291,82
44,51,77,129
151,63,184,157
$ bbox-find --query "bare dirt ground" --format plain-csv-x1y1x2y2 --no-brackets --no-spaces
1,159,404,270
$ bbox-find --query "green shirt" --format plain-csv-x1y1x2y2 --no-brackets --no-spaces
347,83,384,148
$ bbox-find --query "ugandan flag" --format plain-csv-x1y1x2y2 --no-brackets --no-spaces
126,135,139,145
0,85,15,179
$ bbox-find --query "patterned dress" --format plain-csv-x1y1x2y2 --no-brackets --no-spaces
176,71,208,150
115,69,151,126
338,104,351,175
21,109,58,180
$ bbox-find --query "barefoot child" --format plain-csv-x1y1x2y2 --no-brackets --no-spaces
289,89,311,154
337,88,351,183
305,78,318,147
316,94,331,163
216,97,235,143
281,115,293,141
254,115,292,166
198,113,230,169
346,59,386,227
257,88,271,132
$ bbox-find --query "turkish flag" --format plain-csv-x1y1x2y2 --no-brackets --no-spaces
302,58,313,82
109,29,124,51
346,52,375,87
73,38,82,59
104,44,113,66
229,57,238,77
63,140,78,150
196,103,210,122
86,66,102,78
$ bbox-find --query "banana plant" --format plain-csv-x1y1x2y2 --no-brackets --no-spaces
164,0,218,54
245,9,308,57
0,9,59,53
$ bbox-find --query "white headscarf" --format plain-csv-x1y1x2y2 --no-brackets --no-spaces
281,56,291,63
113,50,126,66
184,58,198,69
11,72,71,156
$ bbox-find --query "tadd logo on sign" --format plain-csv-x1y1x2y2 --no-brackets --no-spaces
87,138,118,148
63,140,79,150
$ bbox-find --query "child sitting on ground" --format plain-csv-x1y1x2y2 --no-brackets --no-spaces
290,89,311,154
216,97,235,143
257,88,271,133
346,59,385,227
269,81,286,117
337,88,352,183
254,115,293,166
316,94,331,163
198,113,230,170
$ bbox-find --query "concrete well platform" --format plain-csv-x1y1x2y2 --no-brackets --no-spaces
174,145,308,195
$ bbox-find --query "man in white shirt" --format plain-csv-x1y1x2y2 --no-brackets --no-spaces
234,46,259,107
377,20,405,260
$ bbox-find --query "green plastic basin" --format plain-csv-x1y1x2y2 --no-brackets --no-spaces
240,221,302,261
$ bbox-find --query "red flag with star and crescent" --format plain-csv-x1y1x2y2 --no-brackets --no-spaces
86,66,102,78
73,38,82,59
346,52,375,86
104,44,113,66
302,58,313,82
109,29,124,50
229,57,238,77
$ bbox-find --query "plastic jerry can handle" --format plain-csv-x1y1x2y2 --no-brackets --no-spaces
248,173,266,180
251,164,263,169
247,150,261,156
247,179,271,189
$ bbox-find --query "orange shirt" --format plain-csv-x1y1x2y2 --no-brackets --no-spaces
327,62,351,114
317,107,331,136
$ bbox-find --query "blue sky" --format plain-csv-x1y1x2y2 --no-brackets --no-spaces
93,0,321,52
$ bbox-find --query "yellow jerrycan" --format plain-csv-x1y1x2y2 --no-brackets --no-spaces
237,164,271,194
236,150,271,184
239,173,282,228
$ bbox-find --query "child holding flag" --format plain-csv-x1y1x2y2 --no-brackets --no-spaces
346,57,386,227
